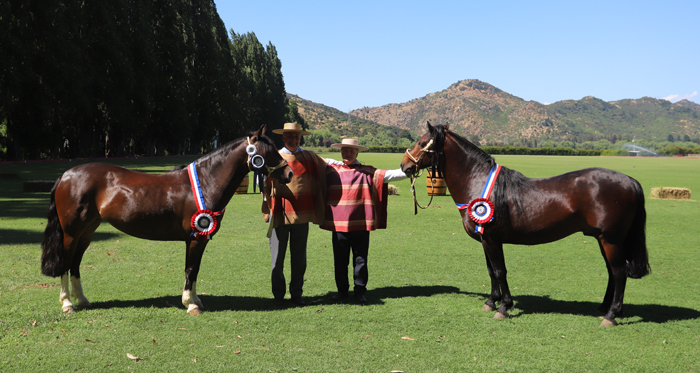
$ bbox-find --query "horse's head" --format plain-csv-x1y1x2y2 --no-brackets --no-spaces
248,125,293,184
400,121,447,177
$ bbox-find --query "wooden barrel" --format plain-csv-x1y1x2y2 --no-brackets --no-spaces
235,174,249,194
426,170,447,196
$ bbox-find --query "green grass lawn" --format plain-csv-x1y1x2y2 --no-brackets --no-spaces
1,153,699,372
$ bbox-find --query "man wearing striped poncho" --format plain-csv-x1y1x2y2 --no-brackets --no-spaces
321,139,408,304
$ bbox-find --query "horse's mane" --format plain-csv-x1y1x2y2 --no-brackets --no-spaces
431,125,533,223
192,129,277,165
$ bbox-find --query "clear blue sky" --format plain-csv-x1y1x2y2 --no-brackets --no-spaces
216,1,699,111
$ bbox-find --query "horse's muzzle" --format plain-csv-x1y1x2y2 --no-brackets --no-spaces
279,168,293,184
400,162,416,178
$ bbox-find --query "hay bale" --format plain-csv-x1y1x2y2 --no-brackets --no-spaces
23,180,56,193
388,184,399,195
650,187,691,200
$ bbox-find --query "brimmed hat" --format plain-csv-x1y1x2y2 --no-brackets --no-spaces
272,122,311,135
330,138,368,151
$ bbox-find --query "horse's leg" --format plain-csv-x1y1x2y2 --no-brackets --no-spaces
597,236,627,326
182,238,208,315
59,273,74,313
481,251,500,312
596,241,614,317
68,222,100,309
58,231,78,313
482,238,513,319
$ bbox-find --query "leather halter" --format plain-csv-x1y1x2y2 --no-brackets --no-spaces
404,139,434,177
405,138,441,214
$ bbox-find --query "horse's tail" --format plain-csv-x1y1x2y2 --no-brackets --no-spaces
41,178,67,277
624,179,650,279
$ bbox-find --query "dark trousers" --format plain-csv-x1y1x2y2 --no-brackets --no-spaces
332,230,370,295
270,223,308,299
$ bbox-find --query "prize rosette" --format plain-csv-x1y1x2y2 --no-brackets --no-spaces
191,209,218,237
467,198,495,224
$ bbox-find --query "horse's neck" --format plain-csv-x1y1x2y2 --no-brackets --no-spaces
198,143,248,211
442,138,493,202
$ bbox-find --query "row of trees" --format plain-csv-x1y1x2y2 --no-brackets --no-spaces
472,135,699,154
1,1,300,161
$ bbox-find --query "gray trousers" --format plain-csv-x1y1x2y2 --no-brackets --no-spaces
269,223,309,299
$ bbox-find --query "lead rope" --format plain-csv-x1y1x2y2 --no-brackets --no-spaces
410,168,440,214
407,138,439,215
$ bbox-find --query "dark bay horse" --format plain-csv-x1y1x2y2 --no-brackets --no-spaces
41,125,292,315
400,123,650,326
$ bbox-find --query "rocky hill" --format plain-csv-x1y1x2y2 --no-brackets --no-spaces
287,94,414,145
345,79,700,145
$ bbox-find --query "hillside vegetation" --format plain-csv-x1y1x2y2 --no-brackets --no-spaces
288,94,415,147
344,80,700,147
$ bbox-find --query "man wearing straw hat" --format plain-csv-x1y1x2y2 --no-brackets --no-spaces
321,138,408,304
264,122,332,306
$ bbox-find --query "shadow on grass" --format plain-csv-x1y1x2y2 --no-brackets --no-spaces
513,294,700,324
83,289,700,325
0,197,51,219
87,285,471,313
0,228,121,245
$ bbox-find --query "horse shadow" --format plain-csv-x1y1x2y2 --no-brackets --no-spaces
87,286,700,324
510,294,700,324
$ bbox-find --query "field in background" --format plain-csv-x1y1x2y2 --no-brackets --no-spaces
1,153,699,371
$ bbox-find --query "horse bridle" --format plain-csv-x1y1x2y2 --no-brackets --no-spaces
405,138,442,214
246,137,288,176
404,139,434,178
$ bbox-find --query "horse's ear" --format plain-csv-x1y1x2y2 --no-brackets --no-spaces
427,121,433,132
252,124,266,142
444,121,449,131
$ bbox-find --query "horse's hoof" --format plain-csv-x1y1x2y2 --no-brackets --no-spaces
600,318,618,327
187,304,202,316
493,312,508,319
482,304,495,311
62,305,75,314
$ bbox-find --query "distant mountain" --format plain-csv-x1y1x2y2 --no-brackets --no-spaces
345,79,700,145
287,94,414,145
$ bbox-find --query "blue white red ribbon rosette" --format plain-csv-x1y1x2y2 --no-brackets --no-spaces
456,164,501,234
187,162,224,239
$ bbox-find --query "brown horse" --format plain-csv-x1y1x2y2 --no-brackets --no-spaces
41,125,292,315
400,123,650,326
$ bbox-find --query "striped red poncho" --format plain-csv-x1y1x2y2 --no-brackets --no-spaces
263,150,327,230
320,163,388,232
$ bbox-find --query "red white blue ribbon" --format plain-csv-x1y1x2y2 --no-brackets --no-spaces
188,163,207,211
456,164,501,234
187,162,224,239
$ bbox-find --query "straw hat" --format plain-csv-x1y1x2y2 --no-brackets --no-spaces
272,122,311,135
330,138,369,151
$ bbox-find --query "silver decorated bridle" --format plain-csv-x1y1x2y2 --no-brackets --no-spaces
246,137,288,175
246,137,289,193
